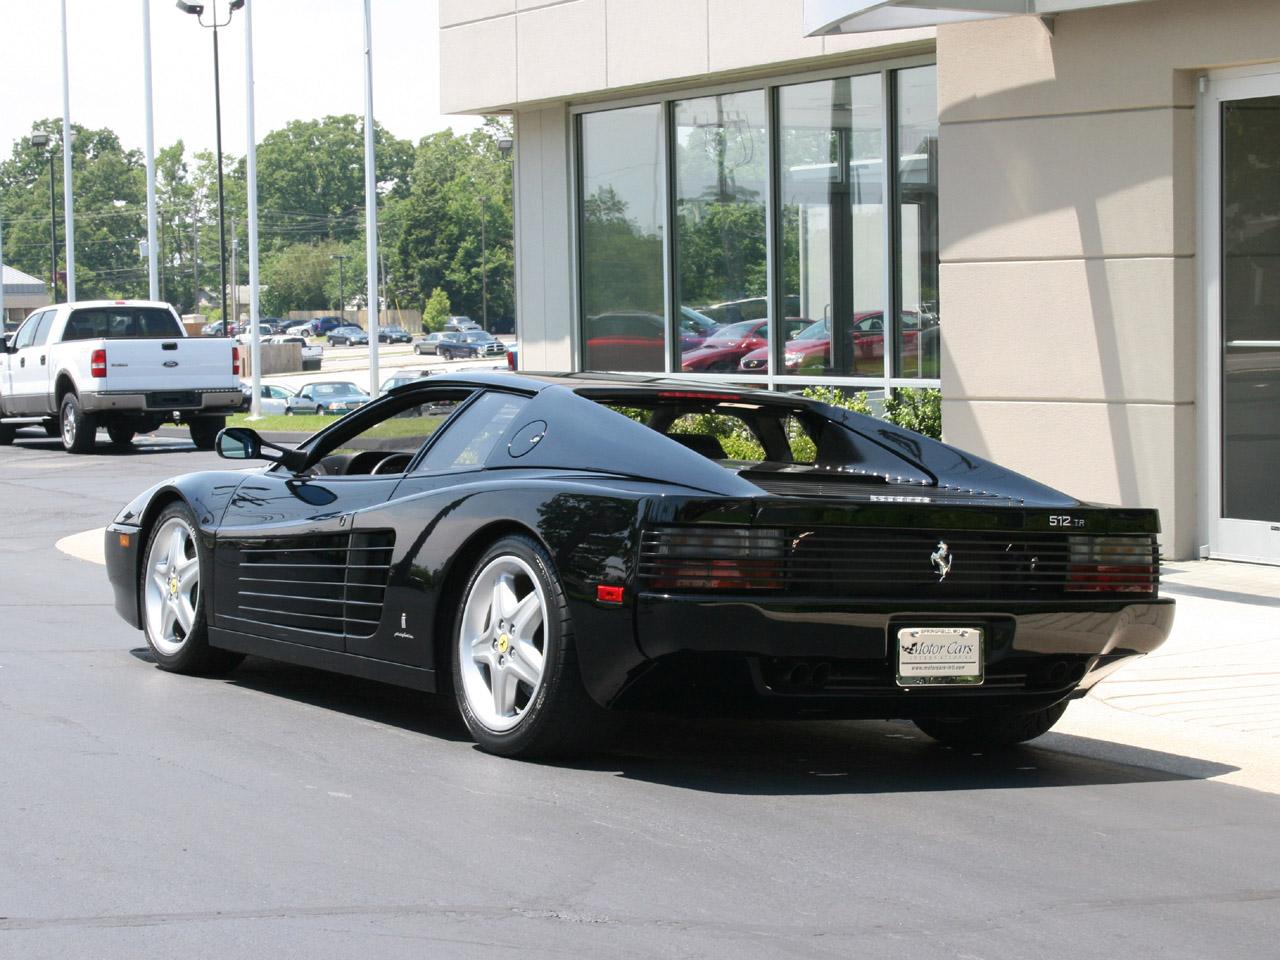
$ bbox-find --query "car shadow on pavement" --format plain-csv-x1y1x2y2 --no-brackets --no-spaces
10,434,198,456
132,649,1239,795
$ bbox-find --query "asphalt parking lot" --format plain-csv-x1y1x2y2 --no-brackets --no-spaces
2,429,1278,959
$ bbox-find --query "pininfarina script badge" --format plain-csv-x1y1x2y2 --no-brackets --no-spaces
930,541,952,581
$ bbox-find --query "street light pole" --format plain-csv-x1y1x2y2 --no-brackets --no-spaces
331,254,347,326
176,0,243,327
29,134,58,302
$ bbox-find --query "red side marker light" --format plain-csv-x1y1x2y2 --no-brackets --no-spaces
596,585,624,604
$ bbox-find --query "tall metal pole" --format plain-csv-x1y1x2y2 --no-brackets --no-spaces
361,0,380,394
59,0,76,301
0,215,6,327
47,155,58,301
244,0,263,419
212,16,228,327
142,0,160,300
480,199,488,330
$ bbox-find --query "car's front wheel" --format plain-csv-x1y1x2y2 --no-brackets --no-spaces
140,503,243,675
60,393,97,453
913,702,1069,750
452,535,597,758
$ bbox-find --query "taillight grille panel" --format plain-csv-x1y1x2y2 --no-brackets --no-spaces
639,525,1159,599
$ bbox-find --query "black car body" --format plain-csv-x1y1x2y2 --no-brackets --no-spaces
327,326,369,347
378,327,413,344
104,373,1172,757
441,332,506,360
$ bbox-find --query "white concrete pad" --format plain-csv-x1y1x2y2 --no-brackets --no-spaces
55,527,106,566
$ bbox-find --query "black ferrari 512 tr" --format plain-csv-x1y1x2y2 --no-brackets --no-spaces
105,372,1173,757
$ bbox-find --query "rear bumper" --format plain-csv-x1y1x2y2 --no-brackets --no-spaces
631,593,1174,713
80,388,243,414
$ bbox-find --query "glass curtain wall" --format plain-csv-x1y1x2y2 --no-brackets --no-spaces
578,105,666,372
577,64,940,387
895,65,940,379
672,91,770,376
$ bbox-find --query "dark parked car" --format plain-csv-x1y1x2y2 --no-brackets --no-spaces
439,331,506,360
443,316,481,333
283,380,370,415
104,372,1172,759
378,326,413,344
327,326,369,347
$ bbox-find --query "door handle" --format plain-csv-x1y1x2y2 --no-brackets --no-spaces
19,357,24,368
40,355,46,366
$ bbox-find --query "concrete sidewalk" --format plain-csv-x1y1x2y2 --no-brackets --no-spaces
1051,559,1280,794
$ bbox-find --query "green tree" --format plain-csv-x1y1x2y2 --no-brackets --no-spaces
423,287,451,332
260,241,344,315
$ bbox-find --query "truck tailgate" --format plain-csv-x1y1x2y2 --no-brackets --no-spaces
100,338,237,393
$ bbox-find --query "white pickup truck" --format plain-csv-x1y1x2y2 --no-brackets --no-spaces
0,300,243,453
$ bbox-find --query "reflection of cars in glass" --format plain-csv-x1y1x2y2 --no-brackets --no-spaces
378,326,413,344
327,326,370,347
284,380,370,415
379,370,433,395
677,306,721,351
737,313,918,374
698,295,800,325
584,311,665,371
106,372,1172,760
680,319,769,372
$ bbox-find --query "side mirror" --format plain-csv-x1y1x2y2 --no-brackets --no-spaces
3,334,15,352
216,426,309,472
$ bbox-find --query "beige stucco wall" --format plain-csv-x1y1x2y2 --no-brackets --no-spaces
938,0,1280,559
439,0,933,113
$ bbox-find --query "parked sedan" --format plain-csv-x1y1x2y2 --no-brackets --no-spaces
378,326,413,344
240,383,297,415
284,381,370,415
414,332,452,355
439,331,507,360
680,319,769,373
443,316,481,333
327,326,370,347
378,370,433,395
104,372,1172,759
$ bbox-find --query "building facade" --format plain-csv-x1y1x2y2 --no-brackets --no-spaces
1,264,50,330
439,0,1280,565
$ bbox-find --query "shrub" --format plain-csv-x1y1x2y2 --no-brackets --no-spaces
423,288,451,332
801,385,942,440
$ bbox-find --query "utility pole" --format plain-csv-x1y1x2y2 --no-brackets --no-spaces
331,254,347,325
230,218,238,330
480,197,488,331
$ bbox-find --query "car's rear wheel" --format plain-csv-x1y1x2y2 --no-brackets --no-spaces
140,503,243,675
452,534,597,758
188,416,225,451
107,423,135,447
440,348,452,360
60,393,97,453
913,702,1068,750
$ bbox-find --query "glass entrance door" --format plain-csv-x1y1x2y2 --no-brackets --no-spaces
1207,73,1280,563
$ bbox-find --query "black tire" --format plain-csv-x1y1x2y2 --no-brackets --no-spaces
139,501,243,675
0,422,15,446
451,534,599,758
106,423,136,447
440,348,452,360
43,420,60,438
913,701,1069,750
188,416,225,451
60,393,97,454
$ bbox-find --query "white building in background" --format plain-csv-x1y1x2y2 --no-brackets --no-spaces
2,265,50,330
438,0,1280,565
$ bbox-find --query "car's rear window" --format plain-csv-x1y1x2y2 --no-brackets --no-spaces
61,307,183,341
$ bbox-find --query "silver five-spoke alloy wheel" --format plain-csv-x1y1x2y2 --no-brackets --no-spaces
458,555,548,732
144,516,201,657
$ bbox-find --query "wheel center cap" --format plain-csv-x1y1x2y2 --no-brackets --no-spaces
497,633,510,654
168,575,179,598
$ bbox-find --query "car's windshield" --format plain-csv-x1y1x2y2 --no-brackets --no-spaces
312,382,363,398
792,319,829,341
706,320,762,343
61,307,183,341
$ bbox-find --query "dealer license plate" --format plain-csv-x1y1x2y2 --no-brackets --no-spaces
895,626,984,687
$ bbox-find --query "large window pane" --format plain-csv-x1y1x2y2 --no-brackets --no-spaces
673,91,770,376
579,105,665,372
895,65,940,379
778,74,886,379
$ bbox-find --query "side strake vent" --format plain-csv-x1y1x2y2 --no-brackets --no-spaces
233,531,395,638
639,526,1160,599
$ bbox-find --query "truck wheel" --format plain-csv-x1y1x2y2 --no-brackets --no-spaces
188,416,225,451
43,420,60,438
107,423,136,447
0,423,15,446
60,393,97,454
